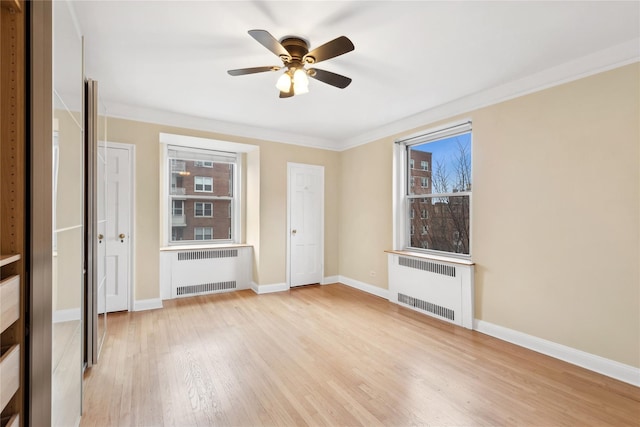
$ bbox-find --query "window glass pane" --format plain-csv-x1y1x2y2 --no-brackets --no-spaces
409,195,470,255
408,132,471,195
168,151,235,243
171,199,232,242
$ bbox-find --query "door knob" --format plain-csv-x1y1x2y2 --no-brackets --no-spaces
98,234,104,240
119,233,126,242
292,229,297,235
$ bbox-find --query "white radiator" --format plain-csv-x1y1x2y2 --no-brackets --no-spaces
160,246,252,299
387,252,474,329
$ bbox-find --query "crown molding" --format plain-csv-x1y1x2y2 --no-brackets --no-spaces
339,38,640,151
103,39,638,153
104,101,343,151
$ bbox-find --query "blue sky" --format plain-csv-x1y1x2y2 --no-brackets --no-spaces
411,131,471,191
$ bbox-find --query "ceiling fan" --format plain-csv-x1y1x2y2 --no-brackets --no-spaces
227,29,355,98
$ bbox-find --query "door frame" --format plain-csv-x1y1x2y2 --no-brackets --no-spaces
100,141,136,312
286,162,324,288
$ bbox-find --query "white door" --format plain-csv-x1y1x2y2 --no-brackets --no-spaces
97,145,107,314
103,145,132,312
288,163,324,287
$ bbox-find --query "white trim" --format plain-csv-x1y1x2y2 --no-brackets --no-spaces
338,276,390,300
251,282,289,295
103,43,637,152
322,275,339,285
133,298,163,312
286,163,325,289
102,141,136,312
474,319,640,387
161,136,245,246
108,103,340,151
341,42,640,150
52,308,81,323
159,133,259,153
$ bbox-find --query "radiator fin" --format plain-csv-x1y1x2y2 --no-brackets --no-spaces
399,256,456,277
177,249,238,261
176,281,237,296
398,293,455,321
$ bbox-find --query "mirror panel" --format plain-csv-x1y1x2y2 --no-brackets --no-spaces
52,0,83,425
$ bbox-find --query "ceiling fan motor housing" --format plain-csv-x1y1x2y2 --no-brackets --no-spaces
280,37,315,64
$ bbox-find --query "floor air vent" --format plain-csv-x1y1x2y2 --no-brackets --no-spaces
178,249,238,261
398,293,455,321
399,256,456,277
176,281,237,296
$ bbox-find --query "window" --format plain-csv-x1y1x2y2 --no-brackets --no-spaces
399,121,472,256
194,227,213,240
194,202,213,217
194,160,213,168
194,176,213,192
167,145,236,244
172,200,184,216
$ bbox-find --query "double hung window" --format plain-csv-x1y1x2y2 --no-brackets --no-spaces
400,122,472,256
167,146,236,243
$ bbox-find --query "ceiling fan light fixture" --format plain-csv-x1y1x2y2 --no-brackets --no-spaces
229,30,354,98
292,68,309,95
276,72,292,92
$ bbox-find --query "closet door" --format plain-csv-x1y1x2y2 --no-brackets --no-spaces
52,1,84,425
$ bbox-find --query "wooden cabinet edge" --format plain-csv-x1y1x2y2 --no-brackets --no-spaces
0,275,19,335
0,344,19,411
0,255,21,268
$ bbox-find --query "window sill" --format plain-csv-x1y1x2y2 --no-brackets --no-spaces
160,243,252,252
385,249,474,266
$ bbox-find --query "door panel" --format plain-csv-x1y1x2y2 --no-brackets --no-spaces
289,164,323,287
104,146,131,312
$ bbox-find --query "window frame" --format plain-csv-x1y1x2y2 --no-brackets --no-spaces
194,201,213,218
172,200,184,216
194,227,213,241
194,176,213,193
194,160,213,168
393,120,472,259
164,143,239,246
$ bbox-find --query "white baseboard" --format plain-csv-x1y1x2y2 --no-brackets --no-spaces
338,275,389,299
251,282,289,294
53,308,81,323
322,275,339,285
134,298,163,312
474,319,640,387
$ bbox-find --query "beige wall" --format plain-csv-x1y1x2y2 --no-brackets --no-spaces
338,63,640,367
338,138,393,287
106,119,341,299
106,63,638,368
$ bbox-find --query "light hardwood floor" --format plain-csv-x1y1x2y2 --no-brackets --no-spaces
80,284,640,426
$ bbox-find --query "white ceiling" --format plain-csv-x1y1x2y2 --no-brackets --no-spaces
70,1,640,150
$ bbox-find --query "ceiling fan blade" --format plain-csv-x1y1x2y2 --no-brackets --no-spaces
309,68,352,89
248,29,291,59
227,66,281,76
304,36,354,64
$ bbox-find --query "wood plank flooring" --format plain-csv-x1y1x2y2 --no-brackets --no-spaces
80,284,640,426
